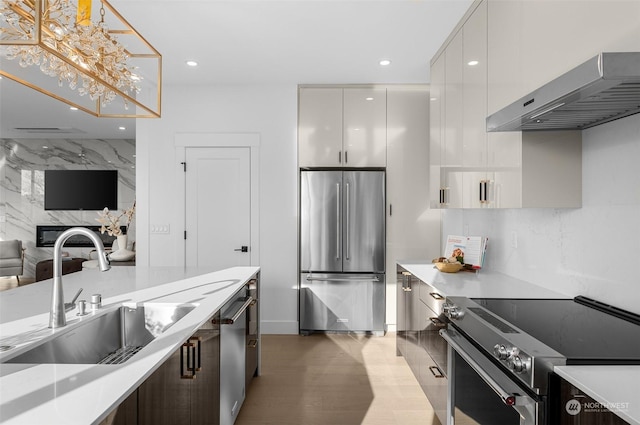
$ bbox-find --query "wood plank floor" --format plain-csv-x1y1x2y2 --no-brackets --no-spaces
237,333,442,425
0,276,34,292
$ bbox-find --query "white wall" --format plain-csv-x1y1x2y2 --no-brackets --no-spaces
136,84,299,334
443,113,640,314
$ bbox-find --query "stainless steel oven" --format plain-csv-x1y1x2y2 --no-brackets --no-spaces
442,328,543,424
440,296,640,425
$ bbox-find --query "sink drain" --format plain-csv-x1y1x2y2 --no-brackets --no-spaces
0,345,15,352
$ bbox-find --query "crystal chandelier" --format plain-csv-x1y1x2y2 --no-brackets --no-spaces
0,0,161,118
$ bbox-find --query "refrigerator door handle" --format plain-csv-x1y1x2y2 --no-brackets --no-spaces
345,182,350,260
336,183,341,261
305,276,380,283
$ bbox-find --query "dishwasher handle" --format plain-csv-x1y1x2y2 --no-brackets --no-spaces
219,296,254,325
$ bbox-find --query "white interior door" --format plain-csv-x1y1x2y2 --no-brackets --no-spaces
185,147,251,269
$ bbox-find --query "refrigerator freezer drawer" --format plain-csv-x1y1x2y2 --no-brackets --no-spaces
299,273,385,333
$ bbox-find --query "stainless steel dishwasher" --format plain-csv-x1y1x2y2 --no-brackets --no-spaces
219,290,254,425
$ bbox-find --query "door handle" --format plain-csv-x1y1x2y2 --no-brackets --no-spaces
234,246,248,252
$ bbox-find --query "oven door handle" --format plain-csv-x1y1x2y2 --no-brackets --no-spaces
441,328,534,408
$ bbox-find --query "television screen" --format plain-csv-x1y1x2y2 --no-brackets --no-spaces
44,170,118,211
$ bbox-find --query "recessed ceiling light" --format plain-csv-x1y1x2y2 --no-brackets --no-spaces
69,106,78,111
186,60,198,67
468,60,479,66
42,145,49,149
366,97,374,101
119,126,126,130
379,59,391,66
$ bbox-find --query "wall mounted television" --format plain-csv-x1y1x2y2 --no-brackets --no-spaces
44,170,118,211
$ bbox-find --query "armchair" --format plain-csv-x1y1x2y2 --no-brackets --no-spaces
0,240,25,283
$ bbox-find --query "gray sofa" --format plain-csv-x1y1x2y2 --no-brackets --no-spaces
0,240,24,283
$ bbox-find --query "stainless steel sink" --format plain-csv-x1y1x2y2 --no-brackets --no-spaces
3,303,195,365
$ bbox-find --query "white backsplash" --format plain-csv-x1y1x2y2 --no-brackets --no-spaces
443,113,640,314
0,138,136,277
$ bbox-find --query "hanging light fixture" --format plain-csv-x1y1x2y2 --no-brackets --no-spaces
0,0,161,118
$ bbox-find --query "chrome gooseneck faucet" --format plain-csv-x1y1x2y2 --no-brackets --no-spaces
49,227,111,328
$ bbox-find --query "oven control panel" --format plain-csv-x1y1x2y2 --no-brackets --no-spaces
493,344,531,374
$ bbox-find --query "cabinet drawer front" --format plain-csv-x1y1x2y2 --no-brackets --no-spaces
418,280,446,315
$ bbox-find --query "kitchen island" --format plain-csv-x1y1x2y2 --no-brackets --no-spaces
0,265,260,425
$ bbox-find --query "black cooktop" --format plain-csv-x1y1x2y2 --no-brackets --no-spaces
472,297,640,365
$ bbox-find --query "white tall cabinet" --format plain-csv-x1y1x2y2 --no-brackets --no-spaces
298,85,440,330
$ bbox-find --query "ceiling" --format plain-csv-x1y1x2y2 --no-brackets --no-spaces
0,0,473,140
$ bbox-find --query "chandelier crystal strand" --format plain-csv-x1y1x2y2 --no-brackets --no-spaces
1,0,141,107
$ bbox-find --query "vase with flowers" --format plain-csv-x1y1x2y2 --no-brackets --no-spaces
96,201,136,261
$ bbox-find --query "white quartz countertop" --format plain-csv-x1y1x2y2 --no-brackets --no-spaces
397,261,640,425
0,265,260,425
554,366,640,425
396,260,568,299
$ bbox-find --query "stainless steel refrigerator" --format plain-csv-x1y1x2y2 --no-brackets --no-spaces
299,170,385,335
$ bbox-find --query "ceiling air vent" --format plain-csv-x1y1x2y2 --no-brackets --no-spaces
13,127,80,134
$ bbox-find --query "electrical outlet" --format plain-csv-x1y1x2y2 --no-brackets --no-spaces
510,231,518,249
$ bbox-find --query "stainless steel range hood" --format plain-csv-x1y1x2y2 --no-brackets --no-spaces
486,52,640,132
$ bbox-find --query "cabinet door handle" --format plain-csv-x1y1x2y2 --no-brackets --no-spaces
180,338,200,379
338,151,342,164
429,317,446,328
192,336,202,372
401,272,412,291
429,292,444,300
429,365,445,378
345,150,348,164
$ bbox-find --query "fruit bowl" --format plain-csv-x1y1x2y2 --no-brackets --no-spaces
434,262,463,273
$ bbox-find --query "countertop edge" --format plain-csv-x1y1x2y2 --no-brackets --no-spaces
554,366,640,425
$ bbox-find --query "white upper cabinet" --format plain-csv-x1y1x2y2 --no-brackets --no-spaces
488,0,640,111
436,2,489,209
462,0,487,170
343,88,387,167
298,87,386,168
431,0,585,209
429,54,445,209
298,88,343,167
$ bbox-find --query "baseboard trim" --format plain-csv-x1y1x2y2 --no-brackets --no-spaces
261,320,299,335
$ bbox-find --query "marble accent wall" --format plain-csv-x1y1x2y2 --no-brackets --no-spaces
0,138,135,278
